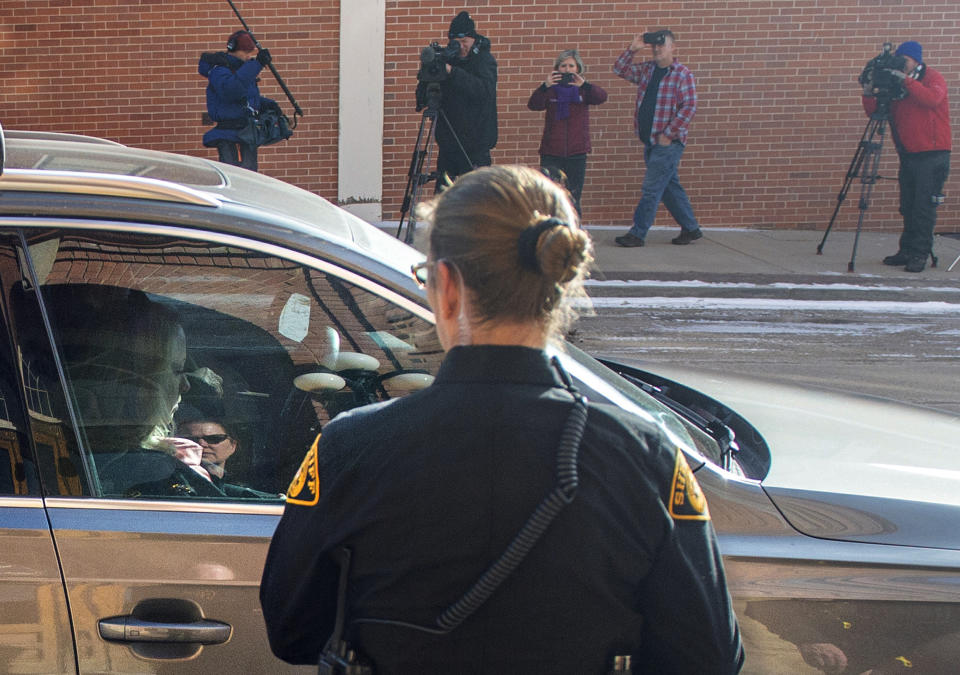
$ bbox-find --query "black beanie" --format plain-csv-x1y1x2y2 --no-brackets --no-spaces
448,11,476,39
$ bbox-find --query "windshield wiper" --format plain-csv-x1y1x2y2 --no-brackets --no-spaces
620,372,740,471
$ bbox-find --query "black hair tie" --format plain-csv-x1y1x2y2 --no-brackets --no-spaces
517,218,567,272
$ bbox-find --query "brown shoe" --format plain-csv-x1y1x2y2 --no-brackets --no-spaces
615,232,645,248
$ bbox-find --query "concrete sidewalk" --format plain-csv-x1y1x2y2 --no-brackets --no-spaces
386,220,960,282
585,226,960,281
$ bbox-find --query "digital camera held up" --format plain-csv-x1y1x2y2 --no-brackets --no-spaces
859,42,907,104
642,30,669,45
559,72,575,85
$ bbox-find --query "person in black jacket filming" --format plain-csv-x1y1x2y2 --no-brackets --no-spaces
415,11,498,188
260,165,743,674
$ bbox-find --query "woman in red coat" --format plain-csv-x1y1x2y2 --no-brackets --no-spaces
528,49,608,216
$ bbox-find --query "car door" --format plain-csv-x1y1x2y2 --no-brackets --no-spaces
0,231,76,674
599,360,960,674
13,223,442,674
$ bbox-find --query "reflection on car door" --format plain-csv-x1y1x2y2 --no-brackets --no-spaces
0,232,76,673
15,225,440,673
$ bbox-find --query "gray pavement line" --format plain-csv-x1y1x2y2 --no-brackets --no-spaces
576,297,960,313
692,233,802,272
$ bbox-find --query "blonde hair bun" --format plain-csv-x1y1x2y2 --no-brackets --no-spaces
420,165,594,335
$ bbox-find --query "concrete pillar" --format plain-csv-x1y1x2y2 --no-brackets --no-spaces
338,0,384,223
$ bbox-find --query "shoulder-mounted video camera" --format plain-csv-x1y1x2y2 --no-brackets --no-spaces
418,39,460,84
860,42,907,104
643,30,670,45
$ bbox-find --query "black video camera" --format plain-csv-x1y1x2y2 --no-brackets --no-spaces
418,39,460,84
860,42,907,104
559,72,575,85
642,30,669,45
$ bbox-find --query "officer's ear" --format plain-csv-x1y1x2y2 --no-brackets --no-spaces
431,260,462,323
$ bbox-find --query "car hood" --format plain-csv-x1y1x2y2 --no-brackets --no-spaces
623,364,960,549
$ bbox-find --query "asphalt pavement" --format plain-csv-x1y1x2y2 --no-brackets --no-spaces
585,226,960,282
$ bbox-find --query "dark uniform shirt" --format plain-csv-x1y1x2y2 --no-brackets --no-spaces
260,345,743,674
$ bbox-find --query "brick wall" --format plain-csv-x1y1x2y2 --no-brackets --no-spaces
2,0,340,193
4,0,959,232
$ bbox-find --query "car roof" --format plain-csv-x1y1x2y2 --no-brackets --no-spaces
0,128,422,283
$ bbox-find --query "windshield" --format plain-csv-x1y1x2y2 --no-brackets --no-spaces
551,342,721,467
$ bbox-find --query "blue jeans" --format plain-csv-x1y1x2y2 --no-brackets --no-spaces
630,141,699,238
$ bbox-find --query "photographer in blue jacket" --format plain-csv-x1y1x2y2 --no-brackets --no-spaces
198,30,276,172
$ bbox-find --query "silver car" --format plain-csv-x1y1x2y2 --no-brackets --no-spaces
0,128,957,674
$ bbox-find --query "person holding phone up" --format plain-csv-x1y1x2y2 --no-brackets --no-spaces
528,49,608,217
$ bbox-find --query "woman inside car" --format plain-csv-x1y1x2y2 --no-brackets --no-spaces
261,165,743,673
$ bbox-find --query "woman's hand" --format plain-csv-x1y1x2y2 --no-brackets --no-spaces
545,71,561,88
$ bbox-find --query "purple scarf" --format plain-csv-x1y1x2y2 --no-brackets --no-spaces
553,83,582,120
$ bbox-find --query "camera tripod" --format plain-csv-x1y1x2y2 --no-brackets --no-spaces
396,83,474,244
817,108,895,272
818,106,939,272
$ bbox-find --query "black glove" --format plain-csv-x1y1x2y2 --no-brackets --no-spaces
256,48,272,66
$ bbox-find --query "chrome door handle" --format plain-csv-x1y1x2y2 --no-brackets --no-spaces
99,616,232,644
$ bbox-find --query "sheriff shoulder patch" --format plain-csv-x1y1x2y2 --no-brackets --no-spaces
286,434,321,506
668,449,710,521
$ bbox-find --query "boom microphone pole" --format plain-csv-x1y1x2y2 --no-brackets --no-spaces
225,0,304,123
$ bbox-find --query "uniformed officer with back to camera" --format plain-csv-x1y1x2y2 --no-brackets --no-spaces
260,165,744,674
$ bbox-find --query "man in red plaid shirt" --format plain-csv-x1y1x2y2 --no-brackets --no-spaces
613,30,703,248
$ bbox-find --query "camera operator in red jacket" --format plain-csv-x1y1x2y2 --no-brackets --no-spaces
863,40,952,273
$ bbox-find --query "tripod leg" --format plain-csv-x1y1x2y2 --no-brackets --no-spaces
439,108,477,174
819,118,878,254
397,111,438,243
401,113,438,245
397,113,433,239
848,118,887,272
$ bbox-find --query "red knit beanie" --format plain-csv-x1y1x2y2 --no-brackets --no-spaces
228,30,256,52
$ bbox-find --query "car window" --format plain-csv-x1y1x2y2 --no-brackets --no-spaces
0,235,46,496
28,230,443,501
